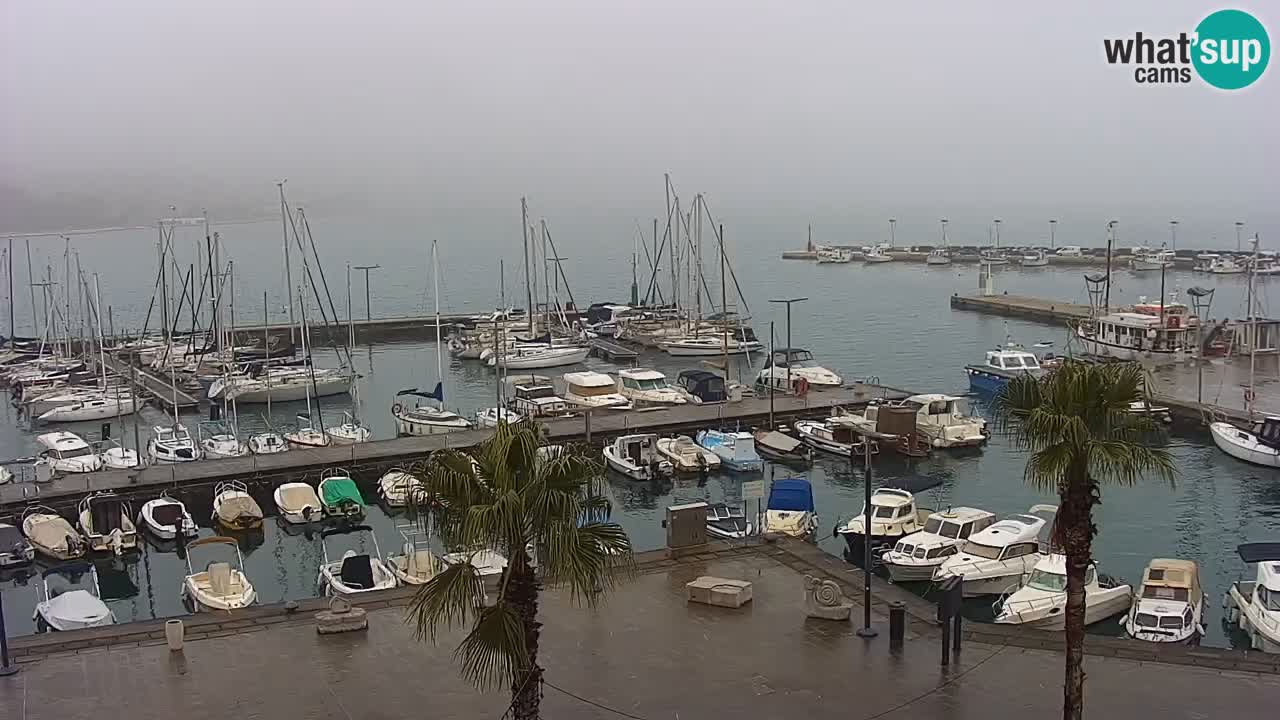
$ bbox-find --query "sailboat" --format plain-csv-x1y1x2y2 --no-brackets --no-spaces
148,225,202,465
927,219,952,266
327,269,371,444
393,241,473,437
285,289,332,450
248,292,288,455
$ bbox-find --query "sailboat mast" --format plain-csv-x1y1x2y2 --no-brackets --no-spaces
263,292,272,420
279,181,295,343
228,260,239,437
1248,235,1259,414
432,240,444,408
521,197,533,332
719,223,729,381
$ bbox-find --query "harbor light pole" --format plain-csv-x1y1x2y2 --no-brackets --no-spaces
1170,220,1178,252
993,218,1002,249
1235,221,1245,252
888,218,896,248
1049,219,1057,249
1105,220,1118,313
855,433,877,638
353,265,380,322
769,297,807,395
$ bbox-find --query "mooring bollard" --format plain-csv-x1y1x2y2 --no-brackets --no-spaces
0,589,18,676
888,601,905,651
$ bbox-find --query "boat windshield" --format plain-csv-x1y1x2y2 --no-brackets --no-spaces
56,446,95,459
923,517,943,534
572,383,619,397
1026,569,1068,592
938,522,962,539
631,378,668,391
1142,586,1189,602
959,541,1002,560
1134,612,1159,628
874,506,896,519
517,385,557,399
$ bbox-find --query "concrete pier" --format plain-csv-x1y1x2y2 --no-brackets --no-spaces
949,292,1093,325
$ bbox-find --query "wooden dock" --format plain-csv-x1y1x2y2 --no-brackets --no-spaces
949,293,1093,326
0,384,911,513
99,355,200,410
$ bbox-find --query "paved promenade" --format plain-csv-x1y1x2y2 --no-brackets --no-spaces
1,543,1275,718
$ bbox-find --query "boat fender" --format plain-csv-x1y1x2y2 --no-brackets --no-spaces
302,505,315,521
1244,389,1256,404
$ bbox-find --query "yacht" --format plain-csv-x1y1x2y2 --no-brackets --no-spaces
488,344,590,369
994,554,1133,630
603,433,672,481
660,328,763,357
964,344,1044,394
76,492,139,555
1074,305,1200,364
695,430,763,472
563,371,631,410
34,562,115,632
816,247,853,264
209,367,354,403
1020,249,1050,268
705,503,752,539
393,384,474,436
655,435,720,473
1130,248,1175,271
754,348,842,394
1124,558,1206,644
880,507,997,582
934,506,1057,597
1224,543,1280,653
37,392,141,423
874,394,987,448
835,488,930,560
182,536,257,612
764,478,818,539
36,432,102,474
1210,416,1280,468
148,424,202,464
615,368,686,407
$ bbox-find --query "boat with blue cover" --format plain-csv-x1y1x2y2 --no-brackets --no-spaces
765,478,818,539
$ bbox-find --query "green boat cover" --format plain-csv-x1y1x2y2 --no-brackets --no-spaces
321,477,364,508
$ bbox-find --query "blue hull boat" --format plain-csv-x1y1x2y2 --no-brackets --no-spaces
695,430,763,472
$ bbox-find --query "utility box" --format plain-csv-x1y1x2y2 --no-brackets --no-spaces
666,502,709,551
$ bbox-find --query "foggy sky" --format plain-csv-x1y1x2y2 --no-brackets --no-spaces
2,1,1276,238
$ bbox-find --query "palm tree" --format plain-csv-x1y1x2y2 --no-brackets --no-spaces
407,421,633,720
994,361,1174,720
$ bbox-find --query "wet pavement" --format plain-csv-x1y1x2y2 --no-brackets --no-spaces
1,545,1276,719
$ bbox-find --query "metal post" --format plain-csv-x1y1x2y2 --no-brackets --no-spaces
1236,221,1245,252
856,436,877,638
889,601,905,651
769,297,807,395
0,589,17,676
1170,219,1178,253
1049,219,1057,249
354,265,379,324
952,613,962,657
768,321,775,429
1104,221,1117,313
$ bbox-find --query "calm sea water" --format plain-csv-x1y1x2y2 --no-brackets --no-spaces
3,219,1279,646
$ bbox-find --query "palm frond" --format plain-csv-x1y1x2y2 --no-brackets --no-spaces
453,601,529,688
540,522,636,605
406,562,487,642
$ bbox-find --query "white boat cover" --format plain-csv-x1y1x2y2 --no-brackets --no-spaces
216,495,263,525
758,431,803,453
40,590,112,630
276,484,321,514
25,515,78,555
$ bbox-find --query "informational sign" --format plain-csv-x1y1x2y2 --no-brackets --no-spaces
741,480,765,504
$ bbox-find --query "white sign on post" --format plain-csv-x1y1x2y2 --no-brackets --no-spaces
741,480,766,504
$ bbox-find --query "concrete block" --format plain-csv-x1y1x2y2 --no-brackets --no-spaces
315,597,369,634
686,576,753,608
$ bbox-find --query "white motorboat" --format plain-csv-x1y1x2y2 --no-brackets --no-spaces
392,384,474,436
754,348,843,394
442,548,508,601
764,478,818,538
881,507,997,582
793,419,877,458
318,525,399,596
615,368,687,407
34,561,115,632
327,412,372,444
603,433,673,480
36,431,102,474
655,435,720,473
979,250,1008,266
695,429,764,472
994,554,1133,630
0,522,35,567
875,394,987,448
1210,418,1280,468
705,503,752,539
212,480,264,530
489,344,590,369
274,482,323,524
1021,250,1050,267
508,377,573,418
199,422,249,459
318,469,366,520
934,506,1058,597
863,246,894,263
21,506,85,561
0,466,11,485
753,430,814,465
77,491,139,555
660,331,763,357
37,393,140,423
378,469,424,508
183,536,257,612
836,488,931,560
1130,249,1175,271
1224,543,1280,653
1209,256,1247,274
248,430,289,455
137,493,199,541
475,407,524,428
99,440,141,469
564,371,631,410
1124,558,1206,644
964,343,1046,394
386,529,443,585
925,248,952,266
816,247,853,263
148,424,202,464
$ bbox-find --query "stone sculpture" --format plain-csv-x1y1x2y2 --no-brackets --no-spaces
804,574,853,621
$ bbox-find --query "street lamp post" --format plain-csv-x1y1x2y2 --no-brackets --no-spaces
1105,221,1118,312
1170,220,1179,252
1049,219,1057,249
353,265,380,322
768,297,807,395
993,218,1002,249
855,435,877,639
888,218,896,248
1235,221,1245,252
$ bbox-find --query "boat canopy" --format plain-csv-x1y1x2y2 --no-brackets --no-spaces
1140,558,1200,600
677,370,726,402
321,477,365,508
758,430,802,452
1238,542,1280,564
397,383,444,402
767,479,814,512
43,560,94,578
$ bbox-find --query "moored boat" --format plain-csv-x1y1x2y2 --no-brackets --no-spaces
318,469,366,520
994,554,1133,630
77,491,139,555
1223,542,1280,653
964,344,1045,394
604,433,672,481
933,505,1057,597
705,503,752,539
1124,558,1206,644
182,536,257,612
21,506,85,561
753,429,813,465
318,525,399,596
764,478,817,539
880,507,997,582
835,488,930,560
695,429,763,472
274,482,323,525
34,561,115,632
137,493,199,541
212,480,264,530
655,435,720,473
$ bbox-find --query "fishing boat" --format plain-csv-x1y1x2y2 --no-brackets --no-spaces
36,431,102,474
754,348,843,393
1074,305,1200,364
863,246,894,263
1020,249,1050,267
615,368,687,407
764,478,818,539
319,469,366,520
753,430,813,465
694,429,763,472
963,344,1045,394
835,488,931,560
655,435,720,473
933,506,1057,597
603,434,673,480
182,536,257,612
148,424,202,464
137,493,199,541
1124,558,1206,644
676,370,727,404
378,469,425,508
0,522,35,567
1223,543,1280,653
318,525,399,596
816,247,853,263
386,529,443,585
34,562,115,632
212,480,264,530
564,371,631,410
1211,416,1280,468
1131,248,1175,271
880,507,997,582
21,506,85,561
705,503,752,539
994,554,1133,630
273,482,323,525
77,491,138,555
198,421,249,459
393,384,474,436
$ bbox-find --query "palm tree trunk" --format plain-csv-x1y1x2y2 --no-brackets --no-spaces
1058,470,1098,720
508,549,543,720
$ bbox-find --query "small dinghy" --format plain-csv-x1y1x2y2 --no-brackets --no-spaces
34,561,115,632
386,529,443,585
442,548,508,601
705,503,752,539
0,522,36,568
212,480,264,530
378,469,424,508
319,469,366,520
137,493,199,541
21,506,85,560
77,491,139,555
182,536,257,612
656,435,720,473
753,430,813,465
274,482,322,525
318,525,399,596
